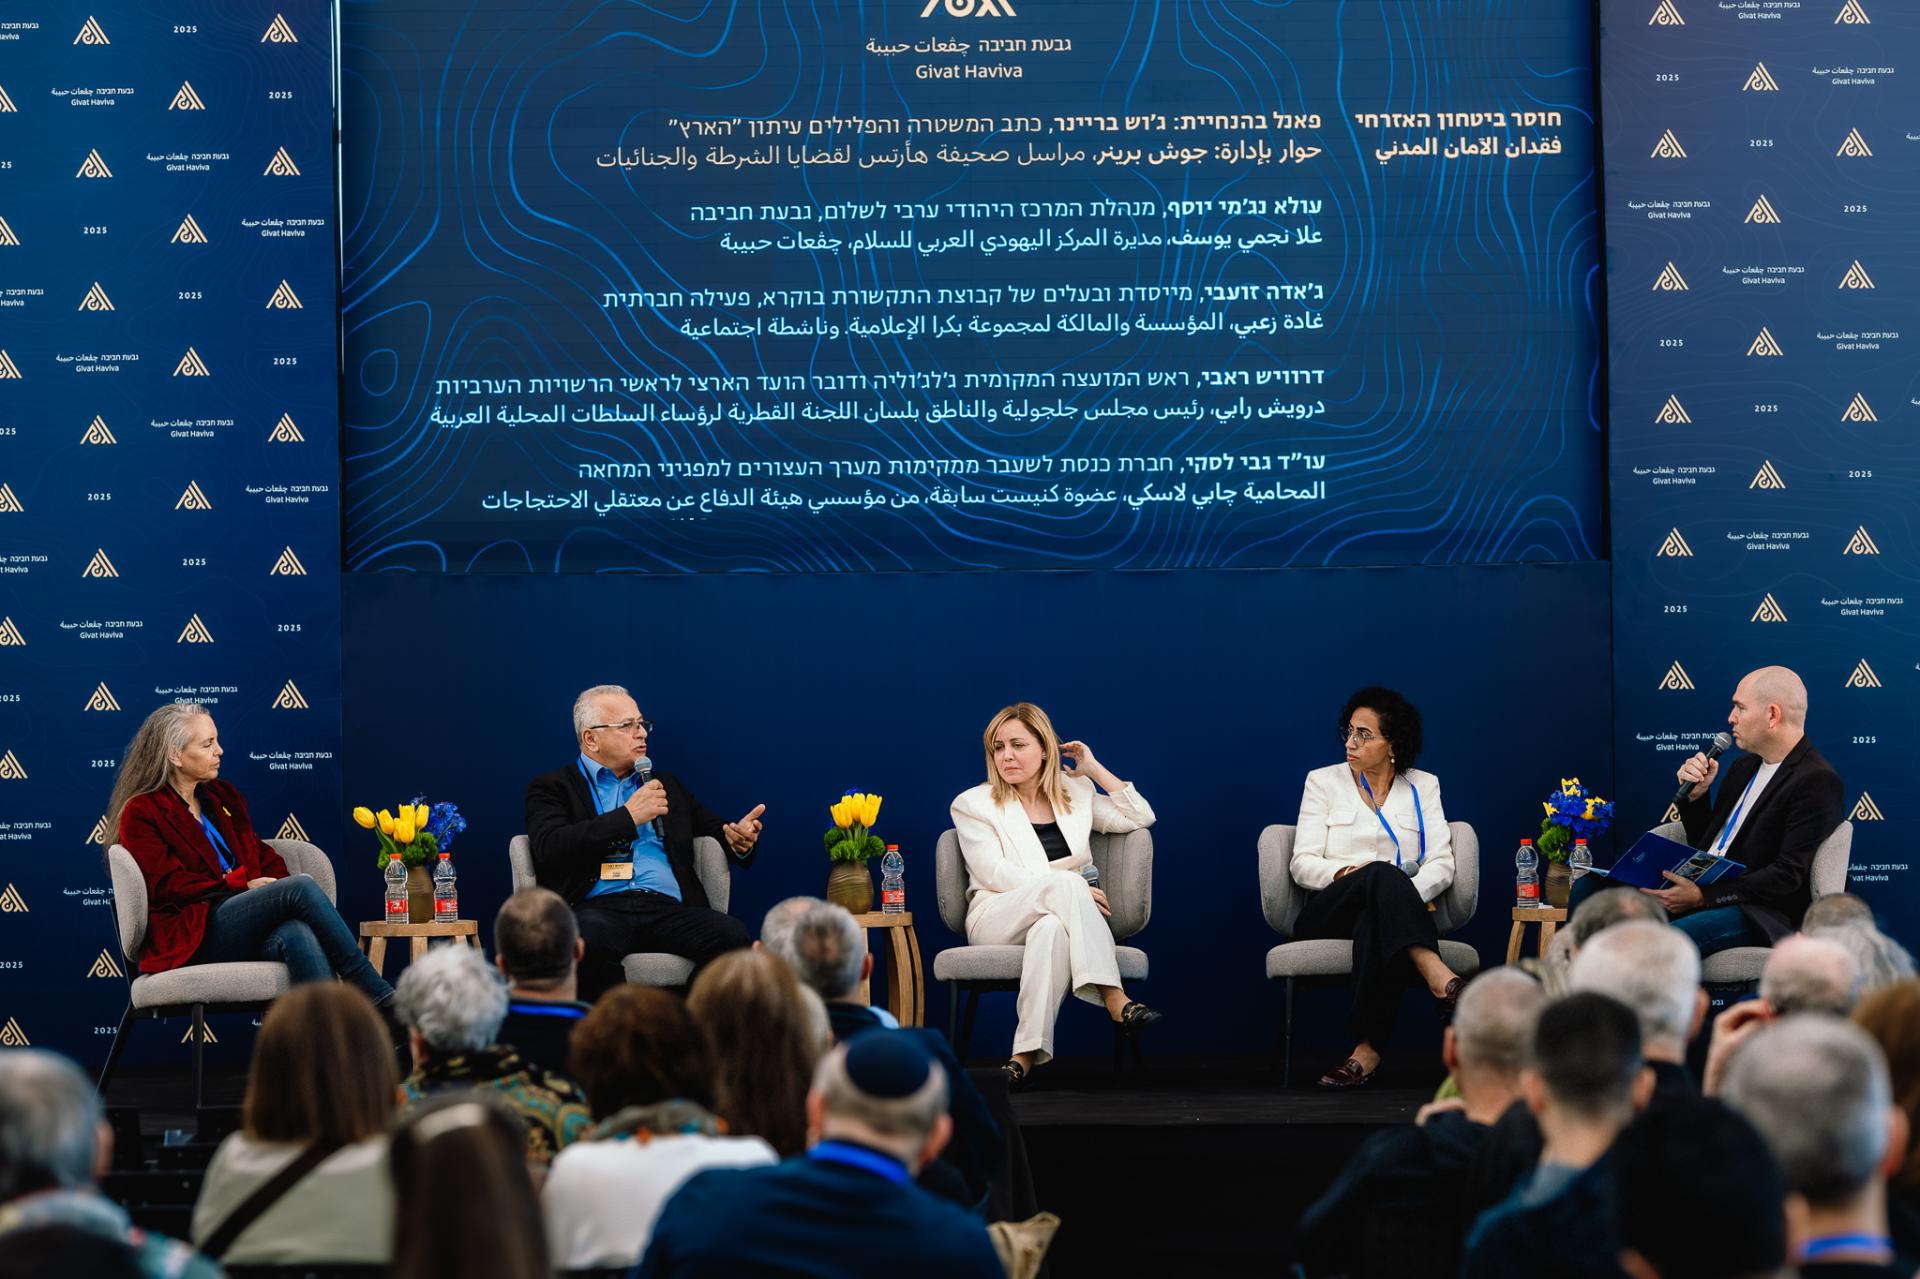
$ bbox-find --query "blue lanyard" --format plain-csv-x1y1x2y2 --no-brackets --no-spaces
1715,770,1761,852
809,1140,910,1185
1799,1233,1893,1262
198,812,234,872
1358,774,1425,869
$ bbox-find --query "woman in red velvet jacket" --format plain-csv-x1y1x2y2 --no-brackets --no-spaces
109,702,393,1005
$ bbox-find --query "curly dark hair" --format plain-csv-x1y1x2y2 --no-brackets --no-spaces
1339,686,1422,773
568,986,716,1119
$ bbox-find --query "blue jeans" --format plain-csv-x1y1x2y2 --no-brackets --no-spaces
192,875,394,1005
1565,878,1760,958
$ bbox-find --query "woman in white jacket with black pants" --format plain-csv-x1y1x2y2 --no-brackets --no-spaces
950,702,1163,1088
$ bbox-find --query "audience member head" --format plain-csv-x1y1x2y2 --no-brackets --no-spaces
1759,934,1861,1017
1731,665,1809,758
493,887,582,995
1337,686,1422,774
1568,919,1704,1060
567,986,715,1120
1612,1101,1787,1279
757,895,817,965
688,948,824,1157
763,897,868,1001
1524,992,1648,1134
243,984,396,1146
0,1050,106,1203
809,1034,951,1173
982,702,1068,809
396,943,509,1064
1723,1014,1907,1212
1444,969,1546,1115
1854,980,1920,1197
106,700,213,837
1566,886,1670,950
388,1097,551,1279
1802,893,1874,933
1809,922,1916,996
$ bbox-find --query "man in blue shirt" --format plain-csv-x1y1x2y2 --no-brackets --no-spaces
524,684,766,1000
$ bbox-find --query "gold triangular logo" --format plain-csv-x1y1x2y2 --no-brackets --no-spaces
1844,526,1880,555
0,216,18,247
268,412,305,443
272,679,310,710
1845,659,1882,688
1653,262,1690,292
1838,128,1872,157
82,549,118,578
1655,395,1691,425
73,16,110,45
84,682,121,712
78,282,114,312
168,81,206,111
1750,460,1786,490
266,280,303,310
76,149,112,179
262,13,299,42
172,214,208,245
1658,661,1696,691
1843,393,1877,423
265,147,301,177
88,815,110,846
1836,0,1870,22
0,617,23,646
0,883,26,911
1747,327,1784,357
0,483,21,513
174,347,211,377
181,1022,218,1044
87,949,123,979
1650,0,1685,23
0,84,16,112
178,613,215,644
0,351,20,379
1652,128,1688,159
1839,260,1876,290
275,814,309,841
1852,793,1884,821
270,546,307,576
81,415,116,445
1744,62,1780,92
1751,592,1788,623
0,752,25,781
1662,803,1682,824
1656,528,1693,557
0,1018,28,1046
175,480,213,511
1745,195,1782,225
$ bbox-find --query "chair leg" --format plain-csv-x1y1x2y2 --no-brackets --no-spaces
191,1004,207,1111
957,988,982,1063
947,982,961,1051
1283,978,1296,1088
96,1003,134,1096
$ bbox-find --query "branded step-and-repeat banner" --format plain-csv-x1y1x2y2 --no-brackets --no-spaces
1603,0,1920,936
0,4,341,1064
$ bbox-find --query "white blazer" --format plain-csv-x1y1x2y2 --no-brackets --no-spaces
949,775,1155,927
1291,763,1454,903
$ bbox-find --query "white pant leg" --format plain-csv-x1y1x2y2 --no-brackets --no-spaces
966,873,1124,1063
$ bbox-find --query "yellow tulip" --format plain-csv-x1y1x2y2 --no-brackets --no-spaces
1541,802,1554,817
860,794,882,827
395,818,416,844
351,807,375,830
376,809,395,836
414,803,431,827
1560,778,1581,796
830,799,853,829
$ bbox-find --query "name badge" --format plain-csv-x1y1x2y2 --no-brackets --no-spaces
599,862,634,881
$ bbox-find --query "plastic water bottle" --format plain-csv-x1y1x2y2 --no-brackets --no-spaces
880,845,905,914
1515,839,1540,909
1570,838,1592,885
432,852,458,922
384,852,408,922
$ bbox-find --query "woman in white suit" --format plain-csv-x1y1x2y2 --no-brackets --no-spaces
951,702,1163,1088
1292,687,1463,1088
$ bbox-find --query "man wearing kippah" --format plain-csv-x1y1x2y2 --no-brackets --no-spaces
635,1034,1004,1278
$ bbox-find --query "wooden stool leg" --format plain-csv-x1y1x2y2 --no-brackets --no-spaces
368,937,388,976
1506,922,1524,966
884,927,912,1026
1538,921,1558,957
904,926,924,1028
410,935,429,964
854,929,873,1006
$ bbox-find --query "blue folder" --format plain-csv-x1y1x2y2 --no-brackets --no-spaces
1586,830,1745,890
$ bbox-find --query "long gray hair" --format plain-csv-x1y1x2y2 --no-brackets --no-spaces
108,701,211,838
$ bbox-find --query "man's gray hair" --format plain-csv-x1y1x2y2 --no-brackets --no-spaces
1567,886,1670,949
1801,893,1874,933
759,897,819,971
812,1041,948,1142
1723,1014,1891,1205
571,683,630,741
396,944,509,1054
0,1051,102,1202
1568,919,1701,1047
765,899,865,1000
1760,934,1861,1016
1452,969,1547,1077
1809,922,1916,996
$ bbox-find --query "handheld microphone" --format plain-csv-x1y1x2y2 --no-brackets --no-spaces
1671,732,1734,806
635,754,664,838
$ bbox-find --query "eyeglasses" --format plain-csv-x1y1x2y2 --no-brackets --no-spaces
1340,725,1381,745
588,718,653,735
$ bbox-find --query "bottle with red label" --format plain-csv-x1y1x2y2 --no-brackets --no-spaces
384,851,408,921
433,852,458,922
1515,838,1539,909
880,845,905,913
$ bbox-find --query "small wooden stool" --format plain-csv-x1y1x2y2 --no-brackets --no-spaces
1507,906,1568,964
359,919,481,976
849,912,925,1028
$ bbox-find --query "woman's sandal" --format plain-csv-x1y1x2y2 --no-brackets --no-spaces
1000,1059,1031,1092
1116,1000,1164,1037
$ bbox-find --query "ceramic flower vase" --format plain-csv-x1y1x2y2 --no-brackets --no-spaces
827,859,874,915
406,863,433,923
1543,860,1572,910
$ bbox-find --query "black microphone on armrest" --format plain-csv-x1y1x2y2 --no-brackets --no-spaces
635,754,664,839
1670,732,1734,807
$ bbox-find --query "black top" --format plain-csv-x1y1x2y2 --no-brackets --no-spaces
1295,1110,1494,1279
498,998,592,1080
1030,820,1072,862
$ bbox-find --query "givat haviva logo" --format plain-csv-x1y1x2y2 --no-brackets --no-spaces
920,0,1016,14
1750,593,1788,623
1836,0,1870,22
0,216,19,246
0,882,27,911
0,752,28,780
82,416,116,444
1745,196,1782,225
269,413,305,443
1844,659,1881,689
84,682,120,712
1750,460,1786,490
173,215,209,245
0,617,24,646
178,613,215,644
1658,661,1695,691
1655,395,1690,425
88,950,124,979
73,15,109,44
1652,263,1688,292
1844,526,1880,555
1649,0,1684,24
0,1018,28,1047
263,13,298,42
1852,793,1884,821
276,814,309,841
1656,529,1693,558
1843,394,1876,423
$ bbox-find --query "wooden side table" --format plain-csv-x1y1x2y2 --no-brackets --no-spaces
360,919,481,976
849,912,924,1028
1507,906,1568,964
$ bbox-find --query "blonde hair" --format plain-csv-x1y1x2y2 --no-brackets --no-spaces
983,702,1071,813
108,702,211,839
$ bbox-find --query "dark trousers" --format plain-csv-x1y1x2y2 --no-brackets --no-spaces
193,875,395,1006
1294,862,1441,1047
572,890,749,1001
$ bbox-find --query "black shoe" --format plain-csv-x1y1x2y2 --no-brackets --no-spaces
1000,1059,1031,1092
1116,1001,1164,1037
1317,1057,1376,1089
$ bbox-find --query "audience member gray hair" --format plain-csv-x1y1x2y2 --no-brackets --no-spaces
396,944,510,1054
1452,969,1547,1077
0,1051,101,1203
1809,922,1916,996
1760,934,1861,1016
1723,1014,1894,1206
1801,892,1875,933
570,683,630,740
1568,919,1701,1052
759,896,815,964
1566,885,1670,948
813,1041,948,1143
764,899,866,1000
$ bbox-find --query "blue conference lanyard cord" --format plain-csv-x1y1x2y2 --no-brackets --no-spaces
197,813,235,873
808,1140,911,1186
1798,1234,1893,1262
1358,773,1425,869
1714,770,1761,853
